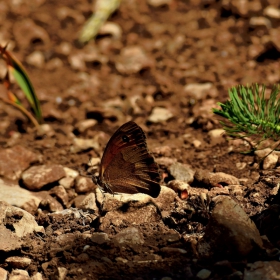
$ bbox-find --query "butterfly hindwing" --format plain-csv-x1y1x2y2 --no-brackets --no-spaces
98,121,161,198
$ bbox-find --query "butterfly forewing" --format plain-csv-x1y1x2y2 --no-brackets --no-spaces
98,121,161,198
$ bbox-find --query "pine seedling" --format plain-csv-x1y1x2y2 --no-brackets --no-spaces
213,84,280,151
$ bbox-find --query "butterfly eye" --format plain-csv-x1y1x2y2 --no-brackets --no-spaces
122,135,130,143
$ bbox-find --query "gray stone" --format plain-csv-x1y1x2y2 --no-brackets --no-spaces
0,145,41,180
0,201,44,252
154,185,177,211
148,107,173,123
9,269,29,280
75,176,96,193
160,247,187,255
170,162,195,183
5,256,31,269
70,136,100,153
244,261,280,280
57,267,67,280
197,196,263,259
49,185,68,206
208,129,225,145
115,46,153,74
91,233,110,245
196,269,212,279
30,272,44,280
113,227,144,246
22,164,66,191
0,268,7,280
80,193,99,214
0,179,41,211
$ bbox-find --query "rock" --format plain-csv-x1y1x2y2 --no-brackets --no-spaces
99,22,122,39
263,153,278,170
208,186,230,197
68,53,85,71
75,176,96,193
154,185,177,211
98,189,162,231
72,195,87,208
115,46,153,74
5,256,31,269
229,0,248,16
208,129,225,145
49,185,69,206
115,257,128,263
0,179,41,211
196,269,212,279
254,148,278,169
100,202,161,232
30,272,44,280
147,0,172,7
229,271,243,279
22,165,66,191
46,57,63,71
160,247,187,255
36,124,55,137
264,6,280,19
26,51,45,68
244,261,280,280
76,253,89,262
96,188,155,213
168,180,189,199
91,233,110,245
192,139,202,148
57,267,67,280
184,83,217,100
197,196,263,259
249,17,271,29
148,107,173,123
270,28,280,52
153,145,172,157
80,193,99,214
9,269,29,280
59,176,75,189
39,196,63,212
0,145,41,180
88,157,100,167
228,185,244,196
113,227,144,246
195,170,239,188
156,157,177,167
70,136,100,153
170,162,195,183
0,268,8,280
63,167,79,178
76,119,97,133
0,202,44,252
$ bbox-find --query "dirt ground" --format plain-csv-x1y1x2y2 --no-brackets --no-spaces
0,0,280,279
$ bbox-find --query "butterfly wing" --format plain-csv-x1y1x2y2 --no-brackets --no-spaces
98,121,161,198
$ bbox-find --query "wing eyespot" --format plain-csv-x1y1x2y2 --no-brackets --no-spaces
122,135,130,143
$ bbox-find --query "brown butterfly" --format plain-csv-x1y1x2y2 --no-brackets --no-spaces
94,121,161,198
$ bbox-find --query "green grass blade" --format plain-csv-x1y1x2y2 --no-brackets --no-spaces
0,46,42,122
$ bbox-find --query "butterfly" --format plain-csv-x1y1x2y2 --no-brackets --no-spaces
94,121,161,198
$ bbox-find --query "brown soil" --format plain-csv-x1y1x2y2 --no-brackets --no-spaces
0,0,280,279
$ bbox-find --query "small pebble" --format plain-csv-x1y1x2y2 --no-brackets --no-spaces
196,269,211,279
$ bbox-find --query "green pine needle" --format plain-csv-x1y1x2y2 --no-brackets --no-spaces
213,84,280,149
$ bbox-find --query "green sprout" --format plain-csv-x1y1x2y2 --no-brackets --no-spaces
0,45,42,128
213,84,280,150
